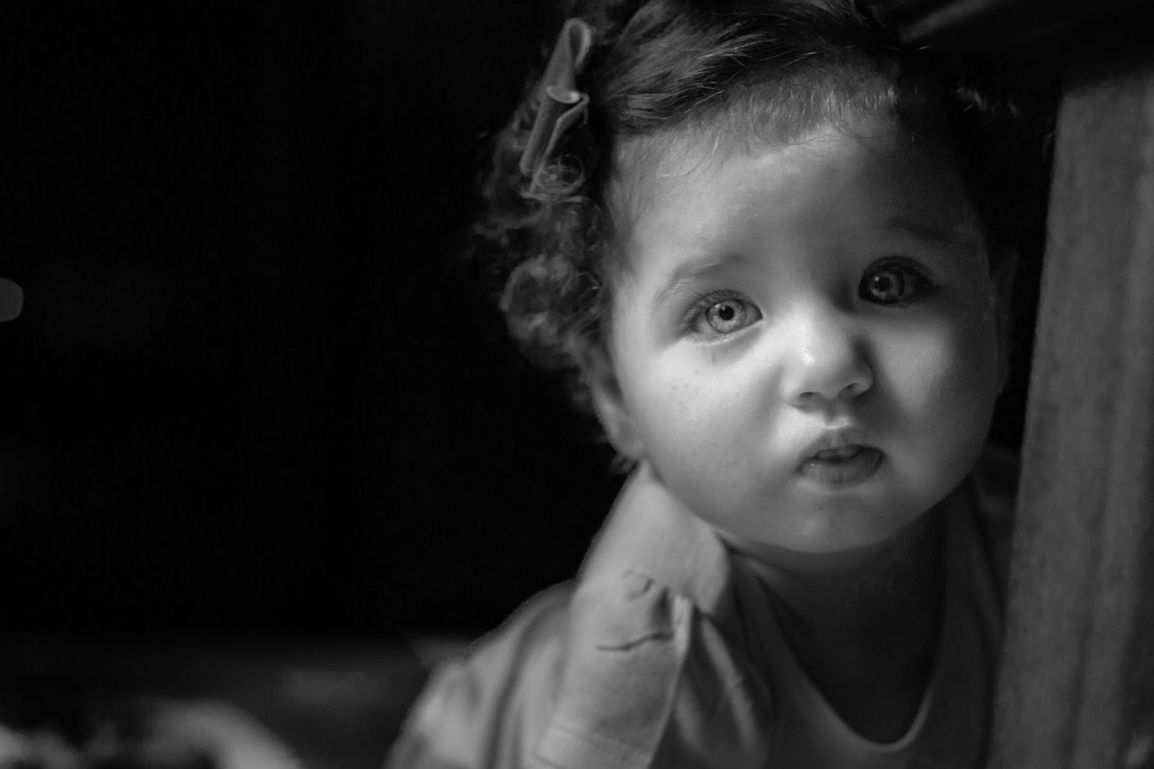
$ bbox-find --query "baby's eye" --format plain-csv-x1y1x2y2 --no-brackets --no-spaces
689,295,761,336
859,260,931,305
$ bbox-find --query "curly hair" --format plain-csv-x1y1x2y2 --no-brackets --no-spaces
473,0,1051,417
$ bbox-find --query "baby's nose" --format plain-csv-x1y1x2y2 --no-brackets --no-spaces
780,313,873,408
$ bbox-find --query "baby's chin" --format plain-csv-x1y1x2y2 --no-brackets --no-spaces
714,507,937,577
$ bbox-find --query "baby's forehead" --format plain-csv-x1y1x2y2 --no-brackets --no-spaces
604,112,983,280
607,64,958,206
609,110,950,228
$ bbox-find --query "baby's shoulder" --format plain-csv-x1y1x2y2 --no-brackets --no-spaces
389,568,772,769
536,570,772,768
387,583,575,769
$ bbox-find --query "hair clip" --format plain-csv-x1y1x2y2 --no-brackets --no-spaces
519,18,595,192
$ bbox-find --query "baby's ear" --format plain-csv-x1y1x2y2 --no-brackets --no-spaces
579,345,646,461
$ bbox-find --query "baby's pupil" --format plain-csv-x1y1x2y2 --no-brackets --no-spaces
717,303,736,322
872,271,900,298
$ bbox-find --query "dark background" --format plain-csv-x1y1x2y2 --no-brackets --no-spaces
0,0,624,639
0,1,1035,640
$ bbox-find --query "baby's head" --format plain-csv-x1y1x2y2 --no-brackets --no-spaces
478,0,1043,560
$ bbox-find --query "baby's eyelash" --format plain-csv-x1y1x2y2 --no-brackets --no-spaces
681,290,742,327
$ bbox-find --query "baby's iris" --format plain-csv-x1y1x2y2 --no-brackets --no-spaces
860,262,930,305
693,297,760,335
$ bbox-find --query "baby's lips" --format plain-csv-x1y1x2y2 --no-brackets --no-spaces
797,428,872,464
811,445,865,461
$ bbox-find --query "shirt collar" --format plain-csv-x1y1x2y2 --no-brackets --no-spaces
576,462,739,628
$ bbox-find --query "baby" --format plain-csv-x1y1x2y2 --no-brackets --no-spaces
390,0,1036,766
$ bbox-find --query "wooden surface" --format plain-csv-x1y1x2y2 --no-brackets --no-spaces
989,9,1154,769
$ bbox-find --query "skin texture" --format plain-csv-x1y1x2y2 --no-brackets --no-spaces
586,116,1005,571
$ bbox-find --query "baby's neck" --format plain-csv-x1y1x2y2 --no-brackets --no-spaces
755,509,946,742
759,508,943,635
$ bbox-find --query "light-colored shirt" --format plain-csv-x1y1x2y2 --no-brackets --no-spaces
388,448,1016,769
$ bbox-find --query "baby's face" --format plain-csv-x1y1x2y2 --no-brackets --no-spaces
592,117,1004,563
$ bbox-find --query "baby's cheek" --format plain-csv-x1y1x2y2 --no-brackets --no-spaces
910,325,999,457
894,318,998,406
642,383,720,464
639,379,754,502
946,321,1003,408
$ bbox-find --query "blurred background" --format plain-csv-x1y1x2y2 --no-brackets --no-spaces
0,0,1039,765
0,0,628,642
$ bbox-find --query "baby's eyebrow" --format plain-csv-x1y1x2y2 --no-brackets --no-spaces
883,216,988,270
883,216,984,250
653,255,743,309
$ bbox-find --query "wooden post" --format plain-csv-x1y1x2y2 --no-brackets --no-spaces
989,11,1154,769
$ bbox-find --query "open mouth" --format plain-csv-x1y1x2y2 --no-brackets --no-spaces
810,445,867,462
798,443,883,488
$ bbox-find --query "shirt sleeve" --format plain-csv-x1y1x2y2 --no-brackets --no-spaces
535,571,772,769
385,584,573,769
